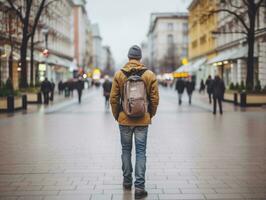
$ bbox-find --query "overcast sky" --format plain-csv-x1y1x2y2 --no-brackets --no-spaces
86,0,192,66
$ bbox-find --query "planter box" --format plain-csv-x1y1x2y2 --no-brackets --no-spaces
223,91,266,107
0,95,27,113
25,92,42,104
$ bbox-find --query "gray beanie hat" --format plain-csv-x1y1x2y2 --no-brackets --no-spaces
128,45,142,60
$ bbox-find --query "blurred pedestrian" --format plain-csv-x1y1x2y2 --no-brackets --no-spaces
206,75,213,104
186,77,195,105
50,79,55,101
76,77,84,104
199,79,205,93
58,80,63,95
69,81,74,97
212,75,225,115
41,77,51,105
110,45,159,199
175,78,185,105
102,75,112,109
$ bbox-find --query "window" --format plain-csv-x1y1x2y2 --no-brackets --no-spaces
200,35,206,44
192,40,198,48
168,23,173,31
182,23,188,32
167,34,174,44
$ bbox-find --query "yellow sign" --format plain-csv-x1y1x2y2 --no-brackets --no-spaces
182,58,188,65
173,72,189,78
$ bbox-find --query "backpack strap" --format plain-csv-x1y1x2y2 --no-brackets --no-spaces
121,68,147,78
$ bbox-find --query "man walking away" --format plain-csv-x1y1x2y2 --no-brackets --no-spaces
199,79,205,93
212,75,225,115
102,75,112,109
206,75,213,104
58,80,63,95
175,78,185,105
76,77,84,104
110,45,159,199
186,77,195,105
41,78,51,105
50,79,55,101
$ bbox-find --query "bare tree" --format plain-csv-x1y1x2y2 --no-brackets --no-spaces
210,0,266,90
6,0,53,88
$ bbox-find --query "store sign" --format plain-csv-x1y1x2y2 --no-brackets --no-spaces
39,64,46,71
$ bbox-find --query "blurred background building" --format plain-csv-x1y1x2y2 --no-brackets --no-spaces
0,0,115,89
92,23,103,70
147,12,189,74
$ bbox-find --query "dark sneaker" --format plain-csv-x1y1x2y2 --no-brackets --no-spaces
123,184,132,190
135,189,148,199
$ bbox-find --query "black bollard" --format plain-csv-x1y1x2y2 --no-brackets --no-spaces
22,95,27,110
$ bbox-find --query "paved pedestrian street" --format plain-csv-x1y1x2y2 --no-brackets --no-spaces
0,88,265,200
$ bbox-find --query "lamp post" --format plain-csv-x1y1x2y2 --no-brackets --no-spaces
42,28,49,78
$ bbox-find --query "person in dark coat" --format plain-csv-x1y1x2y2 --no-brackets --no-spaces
69,81,74,97
212,75,225,115
58,80,63,95
41,77,51,105
50,80,55,101
102,76,112,109
186,78,195,105
199,79,205,93
205,75,213,104
175,78,185,105
76,78,84,104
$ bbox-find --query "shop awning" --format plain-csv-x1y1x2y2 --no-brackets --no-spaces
208,46,257,64
208,50,235,64
36,53,74,69
191,57,207,71
175,63,192,73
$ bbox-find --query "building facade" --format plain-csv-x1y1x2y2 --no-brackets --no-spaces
92,23,103,70
101,46,115,76
0,0,75,88
147,12,189,73
209,1,266,87
72,0,91,71
185,0,218,88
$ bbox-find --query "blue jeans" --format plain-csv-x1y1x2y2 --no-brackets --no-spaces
119,125,148,189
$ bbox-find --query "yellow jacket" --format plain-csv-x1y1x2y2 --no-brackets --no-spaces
110,60,159,126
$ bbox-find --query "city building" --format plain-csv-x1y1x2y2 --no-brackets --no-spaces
72,0,91,72
141,41,149,67
35,0,75,84
208,1,266,87
92,23,103,70
101,46,115,76
147,12,189,73
182,0,218,88
0,0,75,88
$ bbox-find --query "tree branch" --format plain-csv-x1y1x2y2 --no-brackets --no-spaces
210,9,249,32
256,0,265,9
6,0,24,22
228,0,244,9
27,0,47,39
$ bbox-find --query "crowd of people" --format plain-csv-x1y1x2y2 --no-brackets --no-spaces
174,75,225,115
40,77,84,105
175,77,195,105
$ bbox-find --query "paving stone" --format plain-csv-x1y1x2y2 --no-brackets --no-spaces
0,89,265,199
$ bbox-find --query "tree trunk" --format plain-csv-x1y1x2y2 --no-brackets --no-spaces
246,1,257,90
20,29,29,88
30,35,34,87
8,46,13,81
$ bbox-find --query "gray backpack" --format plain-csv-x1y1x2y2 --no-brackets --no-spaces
122,69,148,118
